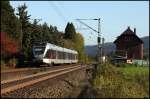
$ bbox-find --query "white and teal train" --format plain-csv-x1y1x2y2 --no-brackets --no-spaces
32,42,78,66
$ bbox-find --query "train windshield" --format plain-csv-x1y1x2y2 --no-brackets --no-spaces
33,46,45,55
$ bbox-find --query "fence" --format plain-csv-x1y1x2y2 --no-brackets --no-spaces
132,59,149,66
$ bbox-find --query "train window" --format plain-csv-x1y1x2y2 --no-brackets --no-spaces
69,53,71,60
70,53,71,60
74,54,76,60
64,52,66,59
76,54,77,60
61,52,64,59
66,53,68,59
68,53,69,59
60,52,62,59
71,54,72,60
51,50,56,59
75,54,78,60
71,54,73,60
45,49,56,59
45,50,51,58
57,51,60,59
59,51,61,59
35,51,43,55
67,53,72,60
62,52,64,59
62,52,65,59
72,54,74,60
57,51,63,59
68,53,70,59
67,53,69,59
34,47,45,55
73,54,75,60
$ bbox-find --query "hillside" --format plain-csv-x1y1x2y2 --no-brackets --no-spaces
85,36,149,57
84,42,115,57
141,36,149,49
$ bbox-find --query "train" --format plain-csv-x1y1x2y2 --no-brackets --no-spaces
32,42,78,66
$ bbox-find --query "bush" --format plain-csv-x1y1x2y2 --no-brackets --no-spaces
133,73,149,95
1,60,10,70
1,60,6,66
91,63,149,98
7,58,18,67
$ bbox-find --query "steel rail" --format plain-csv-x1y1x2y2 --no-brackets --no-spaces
1,65,79,84
1,64,79,74
1,65,85,95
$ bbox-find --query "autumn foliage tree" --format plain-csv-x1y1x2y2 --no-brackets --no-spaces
1,32,19,60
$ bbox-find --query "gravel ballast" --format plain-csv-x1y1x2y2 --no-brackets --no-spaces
1,67,88,98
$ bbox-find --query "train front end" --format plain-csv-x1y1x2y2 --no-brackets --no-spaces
32,42,46,64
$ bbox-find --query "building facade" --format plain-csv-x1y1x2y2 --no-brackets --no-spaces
114,26,143,59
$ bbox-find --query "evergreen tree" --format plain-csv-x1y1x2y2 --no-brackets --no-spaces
42,22,51,42
30,19,43,43
64,22,76,40
1,1,21,39
16,3,31,44
16,3,31,60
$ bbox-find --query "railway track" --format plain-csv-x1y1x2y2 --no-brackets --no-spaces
1,64,79,81
1,65,86,95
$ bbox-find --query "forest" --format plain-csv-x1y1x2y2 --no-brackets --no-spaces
1,1,88,68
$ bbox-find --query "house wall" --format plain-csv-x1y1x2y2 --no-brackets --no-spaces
115,35,143,59
133,44,143,59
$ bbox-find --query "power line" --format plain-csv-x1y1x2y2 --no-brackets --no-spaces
75,18,104,63
76,19,98,33
48,1,67,23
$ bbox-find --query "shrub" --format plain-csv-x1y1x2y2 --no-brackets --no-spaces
91,63,149,98
1,60,10,70
7,58,18,67
1,60,6,66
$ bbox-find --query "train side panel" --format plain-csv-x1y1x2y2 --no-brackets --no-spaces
32,42,78,65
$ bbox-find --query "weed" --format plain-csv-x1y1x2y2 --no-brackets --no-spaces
91,63,149,98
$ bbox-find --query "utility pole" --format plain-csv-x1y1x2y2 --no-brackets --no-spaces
97,18,101,63
76,18,103,64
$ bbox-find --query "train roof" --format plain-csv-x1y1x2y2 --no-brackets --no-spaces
46,43,78,54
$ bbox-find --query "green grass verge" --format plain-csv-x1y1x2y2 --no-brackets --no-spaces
120,66,149,75
91,63,149,98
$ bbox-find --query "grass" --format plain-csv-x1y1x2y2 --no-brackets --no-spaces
1,59,16,71
91,63,149,98
120,66,149,76
1,65,12,71
119,65,149,97
1,65,15,71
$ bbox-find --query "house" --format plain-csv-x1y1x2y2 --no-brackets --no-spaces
114,26,143,59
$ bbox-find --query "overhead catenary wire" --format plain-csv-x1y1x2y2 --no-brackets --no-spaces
48,1,67,23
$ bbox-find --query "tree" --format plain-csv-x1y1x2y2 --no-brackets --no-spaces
16,3,31,60
74,33,86,62
30,20,43,43
1,32,19,60
16,3,31,45
41,22,51,42
64,22,76,40
0,1,21,39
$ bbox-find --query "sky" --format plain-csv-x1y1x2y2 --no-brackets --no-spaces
10,1,149,45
